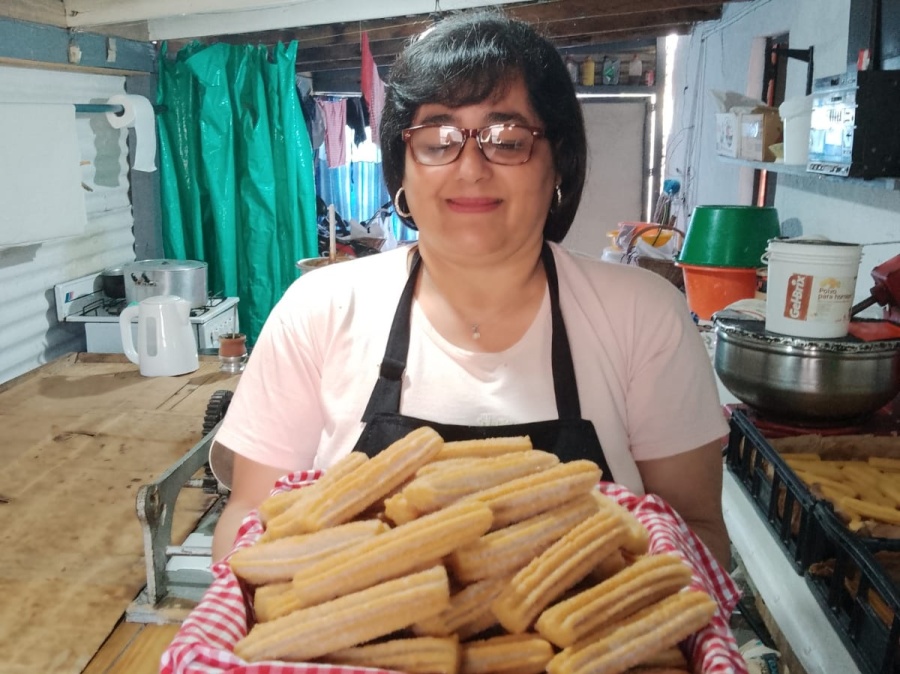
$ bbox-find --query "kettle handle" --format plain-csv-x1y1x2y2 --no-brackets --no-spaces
119,304,141,365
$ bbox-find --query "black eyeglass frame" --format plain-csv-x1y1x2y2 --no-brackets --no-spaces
401,124,546,166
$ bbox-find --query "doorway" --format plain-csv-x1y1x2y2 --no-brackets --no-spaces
563,97,653,257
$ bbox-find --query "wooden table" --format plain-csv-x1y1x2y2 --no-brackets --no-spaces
0,353,240,674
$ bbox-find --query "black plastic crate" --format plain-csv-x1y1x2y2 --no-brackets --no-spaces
725,409,818,574
806,502,900,674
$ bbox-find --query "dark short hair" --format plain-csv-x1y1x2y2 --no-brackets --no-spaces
380,10,587,242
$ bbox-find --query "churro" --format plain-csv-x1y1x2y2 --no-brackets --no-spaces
589,548,628,582
839,495,900,525
234,566,451,663
229,519,388,585
291,500,493,608
403,450,560,514
869,456,900,472
448,494,599,583
413,575,510,637
465,460,602,530
492,509,630,633
435,436,533,460
632,645,689,669
258,452,368,524
291,426,444,533
535,553,693,647
321,636,461,674
253,581,292,623
456,610,500,642
592,491,649,555
460,633,554,674
383,491,421,525
416,457,481,476
546,589,716,674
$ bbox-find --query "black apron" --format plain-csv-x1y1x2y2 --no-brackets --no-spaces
354,243,613,480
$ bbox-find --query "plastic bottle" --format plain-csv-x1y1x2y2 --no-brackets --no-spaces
565,56,578,83
580,56,595,87
627,54,643,85
602,57,620,86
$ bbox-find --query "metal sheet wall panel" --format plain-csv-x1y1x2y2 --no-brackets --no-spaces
0,65,136,384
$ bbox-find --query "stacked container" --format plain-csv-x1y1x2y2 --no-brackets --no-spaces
676,205,781,319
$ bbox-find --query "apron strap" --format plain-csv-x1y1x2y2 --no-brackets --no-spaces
542,244,582,419
361,243,582,422
361,251,421,422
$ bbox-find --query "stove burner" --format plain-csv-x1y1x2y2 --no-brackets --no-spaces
76,293,128,317
75,291,227,318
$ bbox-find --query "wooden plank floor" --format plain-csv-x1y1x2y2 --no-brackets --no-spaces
82,621,180,674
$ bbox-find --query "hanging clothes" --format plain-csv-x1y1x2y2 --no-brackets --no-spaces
296,73,326,150
316,98,347,168
345,97,369,146
360,32,386,146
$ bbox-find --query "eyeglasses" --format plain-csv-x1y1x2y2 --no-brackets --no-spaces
402,124,545,166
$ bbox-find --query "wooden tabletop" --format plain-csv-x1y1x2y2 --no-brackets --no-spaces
0,353,239,674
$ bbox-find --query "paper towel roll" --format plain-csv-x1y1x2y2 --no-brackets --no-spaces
105,94,157,173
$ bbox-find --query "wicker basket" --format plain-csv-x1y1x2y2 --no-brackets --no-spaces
624,225,685,290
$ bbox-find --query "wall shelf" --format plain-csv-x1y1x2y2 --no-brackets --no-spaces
718,156,900,190
575,85,656,96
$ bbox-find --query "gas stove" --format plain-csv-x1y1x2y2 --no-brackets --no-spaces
55,272,239,354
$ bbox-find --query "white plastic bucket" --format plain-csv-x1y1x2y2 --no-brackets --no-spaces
779,95,813,165
764,239,862,338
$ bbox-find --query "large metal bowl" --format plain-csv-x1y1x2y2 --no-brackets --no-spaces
713,314,900,423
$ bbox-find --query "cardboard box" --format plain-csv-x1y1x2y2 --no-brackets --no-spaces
739,110,783,162
715,112,740,157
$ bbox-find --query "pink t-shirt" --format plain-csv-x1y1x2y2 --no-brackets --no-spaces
214,242,728,494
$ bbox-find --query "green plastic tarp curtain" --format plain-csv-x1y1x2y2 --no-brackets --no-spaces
157,40,318,345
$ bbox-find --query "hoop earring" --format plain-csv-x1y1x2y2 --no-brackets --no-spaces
552,185,563,210
393,187,412,219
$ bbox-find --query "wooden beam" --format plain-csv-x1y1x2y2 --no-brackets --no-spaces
139,0,526,40
538,6,724,41
0,0,66,28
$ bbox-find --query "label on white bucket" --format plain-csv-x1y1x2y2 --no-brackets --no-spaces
781,272,854,321
765,240,861,338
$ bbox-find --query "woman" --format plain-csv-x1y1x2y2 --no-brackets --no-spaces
210,11,730,566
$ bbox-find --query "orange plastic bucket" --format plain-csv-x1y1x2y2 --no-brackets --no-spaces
677,263,758,320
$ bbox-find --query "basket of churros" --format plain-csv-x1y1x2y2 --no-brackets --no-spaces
806,502,900,674
162,429,746,674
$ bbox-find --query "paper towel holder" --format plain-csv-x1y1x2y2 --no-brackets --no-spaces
74,103,163,115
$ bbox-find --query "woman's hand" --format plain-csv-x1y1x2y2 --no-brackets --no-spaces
636,439,730,569
211,445,290,562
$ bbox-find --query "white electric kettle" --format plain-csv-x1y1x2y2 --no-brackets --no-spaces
119,295,200,377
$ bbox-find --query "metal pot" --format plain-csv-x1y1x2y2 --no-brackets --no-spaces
123,259,208,309
100,266,126,299
713,313,900,422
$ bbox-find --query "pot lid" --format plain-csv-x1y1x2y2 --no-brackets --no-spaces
713,310,900,354
125,259,207,272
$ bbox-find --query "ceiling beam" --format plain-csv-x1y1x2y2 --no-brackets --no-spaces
139,0,528,41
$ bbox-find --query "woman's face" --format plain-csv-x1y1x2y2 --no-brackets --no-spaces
401,78,559,265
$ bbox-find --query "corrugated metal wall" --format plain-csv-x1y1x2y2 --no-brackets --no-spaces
0,65,136,385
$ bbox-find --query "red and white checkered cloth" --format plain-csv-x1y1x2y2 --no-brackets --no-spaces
161,474,747,674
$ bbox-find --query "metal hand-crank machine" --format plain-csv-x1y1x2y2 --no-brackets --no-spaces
851,254,900,324
126,390,234,624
